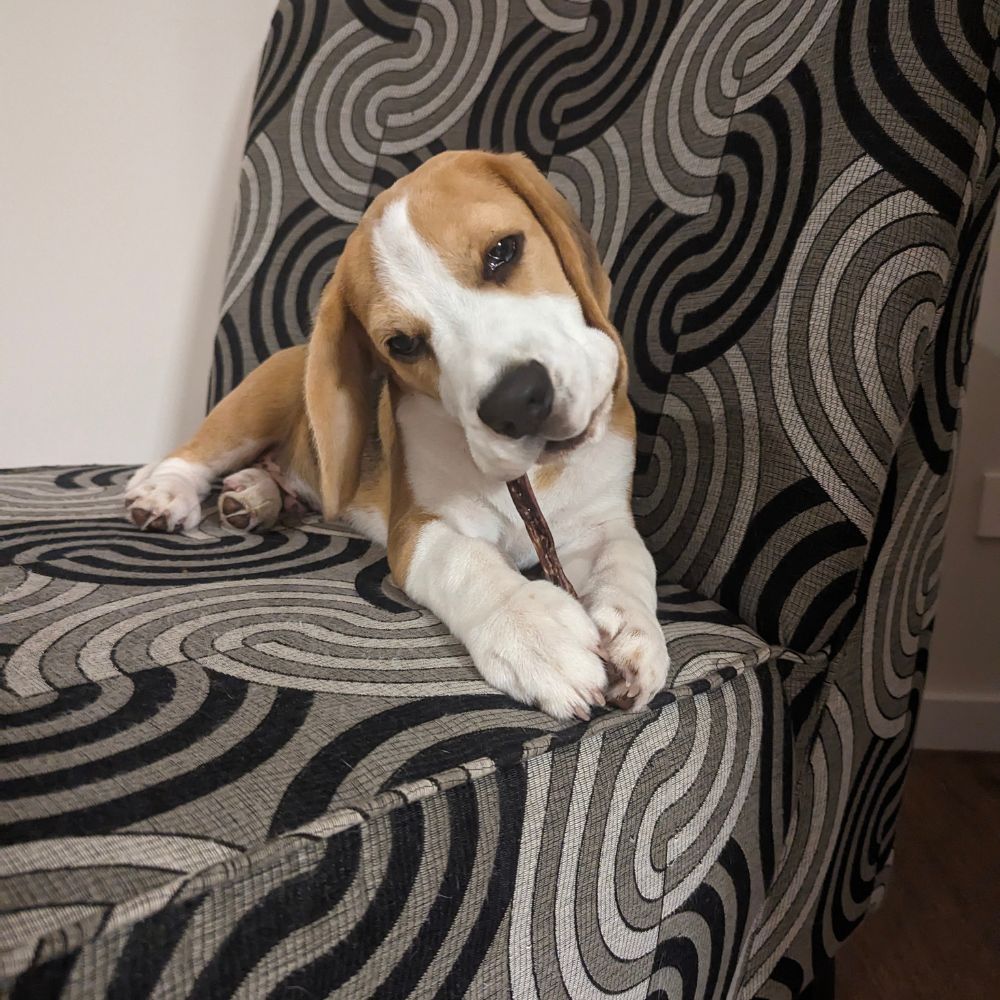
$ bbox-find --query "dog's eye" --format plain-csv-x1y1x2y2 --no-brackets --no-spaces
483,234,521,280
386,332,424,359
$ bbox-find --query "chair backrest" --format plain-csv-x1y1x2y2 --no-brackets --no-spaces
210,0,1000,652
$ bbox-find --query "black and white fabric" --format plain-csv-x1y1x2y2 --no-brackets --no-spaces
2,1,998,997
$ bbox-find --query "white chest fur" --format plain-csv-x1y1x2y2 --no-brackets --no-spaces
396,394,634,567
392,393,667,721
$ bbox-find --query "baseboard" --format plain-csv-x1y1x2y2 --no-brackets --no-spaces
915,692,1000,751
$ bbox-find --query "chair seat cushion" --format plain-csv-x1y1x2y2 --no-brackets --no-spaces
0,466,818,986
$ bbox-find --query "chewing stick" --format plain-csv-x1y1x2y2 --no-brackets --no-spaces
506,475,579,598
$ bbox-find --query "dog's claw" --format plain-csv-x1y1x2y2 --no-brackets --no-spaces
607,682,637,711
130,506,158,530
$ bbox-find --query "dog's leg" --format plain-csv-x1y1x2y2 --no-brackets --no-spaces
125,346,308,532
563,518,670,711
397,521,609,720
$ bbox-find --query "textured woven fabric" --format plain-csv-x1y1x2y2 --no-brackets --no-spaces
0,469,809,996
746,86,1000,995
2,0,998,997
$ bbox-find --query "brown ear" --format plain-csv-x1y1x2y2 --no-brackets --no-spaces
485,151,613,329
304,252,374,521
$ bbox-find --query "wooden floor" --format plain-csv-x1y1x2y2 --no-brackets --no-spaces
836,751,1000,999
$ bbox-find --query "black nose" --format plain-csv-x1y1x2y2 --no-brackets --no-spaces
477,361,554,439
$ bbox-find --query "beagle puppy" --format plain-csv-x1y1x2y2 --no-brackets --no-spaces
125,150,669,719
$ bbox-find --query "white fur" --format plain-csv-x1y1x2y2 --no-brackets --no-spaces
372,197,619,481
344,506,388,546
398,392,670,715
125,458,212,533
404,520,608,719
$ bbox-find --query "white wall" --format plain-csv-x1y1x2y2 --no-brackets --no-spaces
0,1,276,465
0,4,997,748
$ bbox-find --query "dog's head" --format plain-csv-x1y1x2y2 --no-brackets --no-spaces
306,150,625,516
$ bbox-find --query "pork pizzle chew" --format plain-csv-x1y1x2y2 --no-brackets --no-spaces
506,475,632,707
506,475,579,598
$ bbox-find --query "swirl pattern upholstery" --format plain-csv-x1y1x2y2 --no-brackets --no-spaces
2,1,998,997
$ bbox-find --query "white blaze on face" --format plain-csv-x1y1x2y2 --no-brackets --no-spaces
371,197,618,480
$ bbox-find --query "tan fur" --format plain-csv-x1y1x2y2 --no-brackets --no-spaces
304,246,378,519
383,385,436,584
169,344,309,473
155,150,635,580
486,153,613,329
348,389,393,516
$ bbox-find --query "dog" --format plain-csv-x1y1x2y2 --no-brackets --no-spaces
125,150,669,719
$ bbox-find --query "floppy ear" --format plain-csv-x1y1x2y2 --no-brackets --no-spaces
304,255,375,521
485,151,614,330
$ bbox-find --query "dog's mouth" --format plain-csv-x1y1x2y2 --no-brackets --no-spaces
542,397,607,456
544,427,590,454
466,389,613,481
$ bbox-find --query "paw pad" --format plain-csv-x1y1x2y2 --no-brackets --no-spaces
217,470,281,532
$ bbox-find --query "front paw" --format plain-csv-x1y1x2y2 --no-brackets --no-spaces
467,580,608,721
586,597,669,712
124,460,204,533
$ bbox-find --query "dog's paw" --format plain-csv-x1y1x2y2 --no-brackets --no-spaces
124,459,206,533
585,595,669,712
467,580,608,721
218,468,282,532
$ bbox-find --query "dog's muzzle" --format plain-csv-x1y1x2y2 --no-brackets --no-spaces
476,361,554,439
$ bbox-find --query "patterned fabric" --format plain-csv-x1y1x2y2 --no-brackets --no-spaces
749,59,1000,995
2,1,998,997
1,469,812,996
